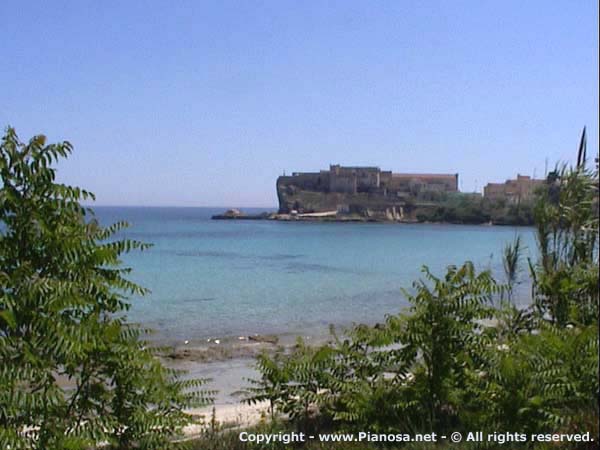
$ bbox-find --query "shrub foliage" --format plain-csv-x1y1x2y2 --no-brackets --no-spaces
0,128,209,449
247,141,599,448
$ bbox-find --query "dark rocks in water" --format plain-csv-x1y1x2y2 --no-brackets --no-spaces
212,208,242,219
165,337,280,363
211,209,273,220
248,334,279,344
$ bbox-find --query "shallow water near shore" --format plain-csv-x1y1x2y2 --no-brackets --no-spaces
95,206,536,343
94,206,537,403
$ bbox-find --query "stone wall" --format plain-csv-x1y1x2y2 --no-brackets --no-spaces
483,174,544,203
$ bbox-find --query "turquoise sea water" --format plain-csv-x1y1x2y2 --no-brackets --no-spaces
95,207,537,343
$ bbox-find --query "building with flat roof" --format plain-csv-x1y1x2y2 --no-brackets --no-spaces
283,165,458,196
483,174,544,203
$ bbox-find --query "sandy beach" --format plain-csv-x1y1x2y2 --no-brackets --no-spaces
182,401,271,439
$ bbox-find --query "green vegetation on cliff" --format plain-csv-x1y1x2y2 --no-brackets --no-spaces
415,193,536,225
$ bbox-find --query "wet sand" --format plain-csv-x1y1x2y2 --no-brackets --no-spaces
162,330,336,405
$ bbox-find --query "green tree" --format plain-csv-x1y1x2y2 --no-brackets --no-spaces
395,262,500,433
0,128,209,449
531,162,598,326
247,263,503,437
246,339,337,434
467,323,598,437
245,351,291,421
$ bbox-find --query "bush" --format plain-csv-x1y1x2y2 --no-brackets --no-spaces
248,154,599,449
0,128,210,449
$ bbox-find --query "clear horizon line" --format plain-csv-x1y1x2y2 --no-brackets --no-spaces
83,204,278,209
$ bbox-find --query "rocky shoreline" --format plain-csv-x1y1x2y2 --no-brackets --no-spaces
164,334,282,363
161,331,336,410
210,208,534,225
211,207,416,222
161,331,334,364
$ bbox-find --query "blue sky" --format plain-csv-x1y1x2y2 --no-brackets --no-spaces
1,1,598,207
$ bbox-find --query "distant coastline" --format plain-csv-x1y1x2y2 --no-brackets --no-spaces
211,164,543,226
211,207,536,226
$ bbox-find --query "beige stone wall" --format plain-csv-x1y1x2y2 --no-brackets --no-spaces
329,173,357,194
328,165,380,193
483,175,544,203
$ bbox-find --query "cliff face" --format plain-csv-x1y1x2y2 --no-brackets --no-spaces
277,177,413,221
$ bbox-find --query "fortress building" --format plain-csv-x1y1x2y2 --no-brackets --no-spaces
483,175,544,203
276,164,459,218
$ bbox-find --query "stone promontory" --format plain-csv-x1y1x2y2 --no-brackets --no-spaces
275,164,459,222
212,164,545,225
